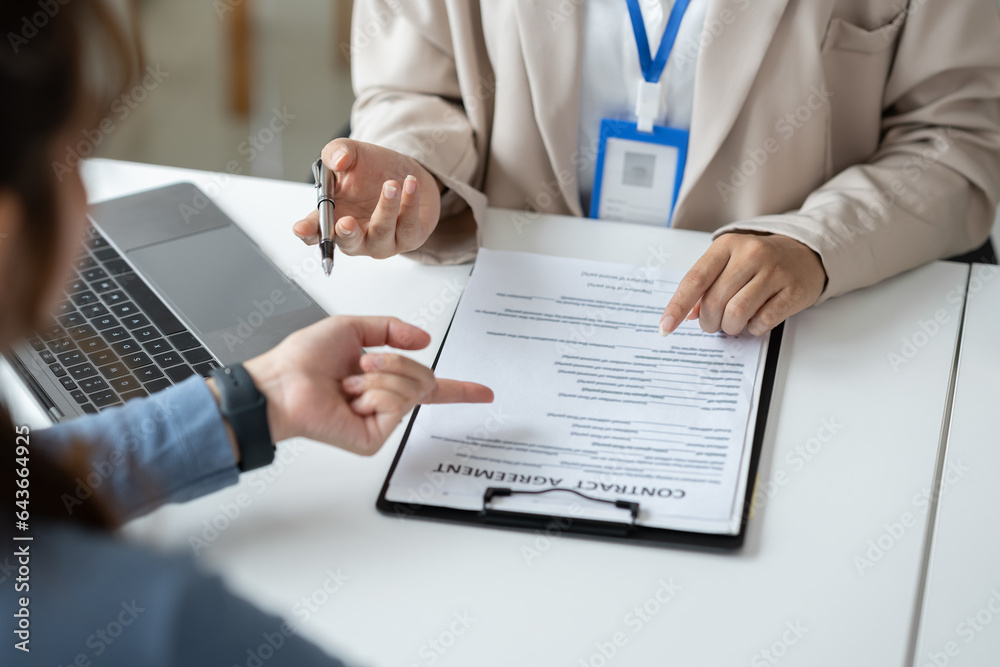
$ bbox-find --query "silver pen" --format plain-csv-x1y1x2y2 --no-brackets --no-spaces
312,158,336,276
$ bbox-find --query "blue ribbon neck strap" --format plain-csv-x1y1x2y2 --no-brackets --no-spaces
625,0,692,84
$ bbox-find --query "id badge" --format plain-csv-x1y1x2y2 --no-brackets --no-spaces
589,118,689,227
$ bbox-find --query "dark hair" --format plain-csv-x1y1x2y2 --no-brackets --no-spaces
0,0,135,328
1,0,137,532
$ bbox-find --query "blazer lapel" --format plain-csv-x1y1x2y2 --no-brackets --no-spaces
513,0,585,217
675,0,792,218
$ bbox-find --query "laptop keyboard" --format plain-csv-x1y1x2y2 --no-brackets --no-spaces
25,225,221,416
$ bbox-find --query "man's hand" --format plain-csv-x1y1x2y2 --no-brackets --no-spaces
659,232,827,337
211,316,493,457
292,139,442,260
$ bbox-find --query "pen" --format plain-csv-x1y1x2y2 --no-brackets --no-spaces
312,157,336,276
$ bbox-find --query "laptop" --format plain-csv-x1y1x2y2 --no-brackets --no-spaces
7,182,328,421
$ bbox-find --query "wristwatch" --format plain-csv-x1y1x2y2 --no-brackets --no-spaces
209,364,275,472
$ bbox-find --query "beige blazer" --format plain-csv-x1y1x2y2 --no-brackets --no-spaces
349,0,1000,303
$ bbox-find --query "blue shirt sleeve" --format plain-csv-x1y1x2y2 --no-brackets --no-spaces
35,376,240,522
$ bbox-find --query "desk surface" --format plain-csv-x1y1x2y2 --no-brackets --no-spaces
3,159,975,666
914,263,1000,666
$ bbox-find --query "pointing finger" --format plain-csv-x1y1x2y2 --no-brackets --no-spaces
423,379,495,405
659,244,730,336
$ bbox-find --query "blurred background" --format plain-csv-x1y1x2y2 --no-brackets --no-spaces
95,0,356,182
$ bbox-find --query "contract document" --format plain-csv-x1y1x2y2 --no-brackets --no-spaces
380,249,779,544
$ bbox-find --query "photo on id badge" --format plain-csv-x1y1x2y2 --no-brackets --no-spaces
590,118,689,227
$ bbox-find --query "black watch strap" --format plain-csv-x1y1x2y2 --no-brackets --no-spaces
210,364,274,472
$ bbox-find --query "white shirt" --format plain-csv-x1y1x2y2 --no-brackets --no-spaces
578,0,709,213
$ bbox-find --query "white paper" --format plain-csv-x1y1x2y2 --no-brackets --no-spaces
385,249,769,535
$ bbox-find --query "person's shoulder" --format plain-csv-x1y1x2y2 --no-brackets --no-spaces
7,522,204,667
39,519,200,585
19,522,344,666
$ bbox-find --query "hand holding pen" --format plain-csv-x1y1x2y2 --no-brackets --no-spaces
294,138,444,261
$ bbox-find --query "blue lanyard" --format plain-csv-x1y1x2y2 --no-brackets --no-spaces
625,0,692,84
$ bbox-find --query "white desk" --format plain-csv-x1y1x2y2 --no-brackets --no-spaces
914,263,1000,667
2,160,972,666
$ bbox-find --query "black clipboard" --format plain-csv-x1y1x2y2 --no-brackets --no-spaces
377,276,784,551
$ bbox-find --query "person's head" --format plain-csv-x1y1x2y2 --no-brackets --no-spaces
0,0,135,348
0,0,136,532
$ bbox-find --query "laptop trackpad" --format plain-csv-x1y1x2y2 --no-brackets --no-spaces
126,226,317,363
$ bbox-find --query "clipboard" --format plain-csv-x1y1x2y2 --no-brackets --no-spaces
377,254,784,551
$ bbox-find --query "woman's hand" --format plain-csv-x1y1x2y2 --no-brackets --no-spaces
659,232,827,337
213,316,492,457
292,139,442,259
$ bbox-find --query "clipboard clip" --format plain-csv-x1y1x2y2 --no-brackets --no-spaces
481,487,640,536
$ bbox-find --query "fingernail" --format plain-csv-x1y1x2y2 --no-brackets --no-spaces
404,175,417,195
338,222,353,238
659,315,676,336
367,354,385,369
331,149,347,169
384,182,398,200
342,376,364,392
